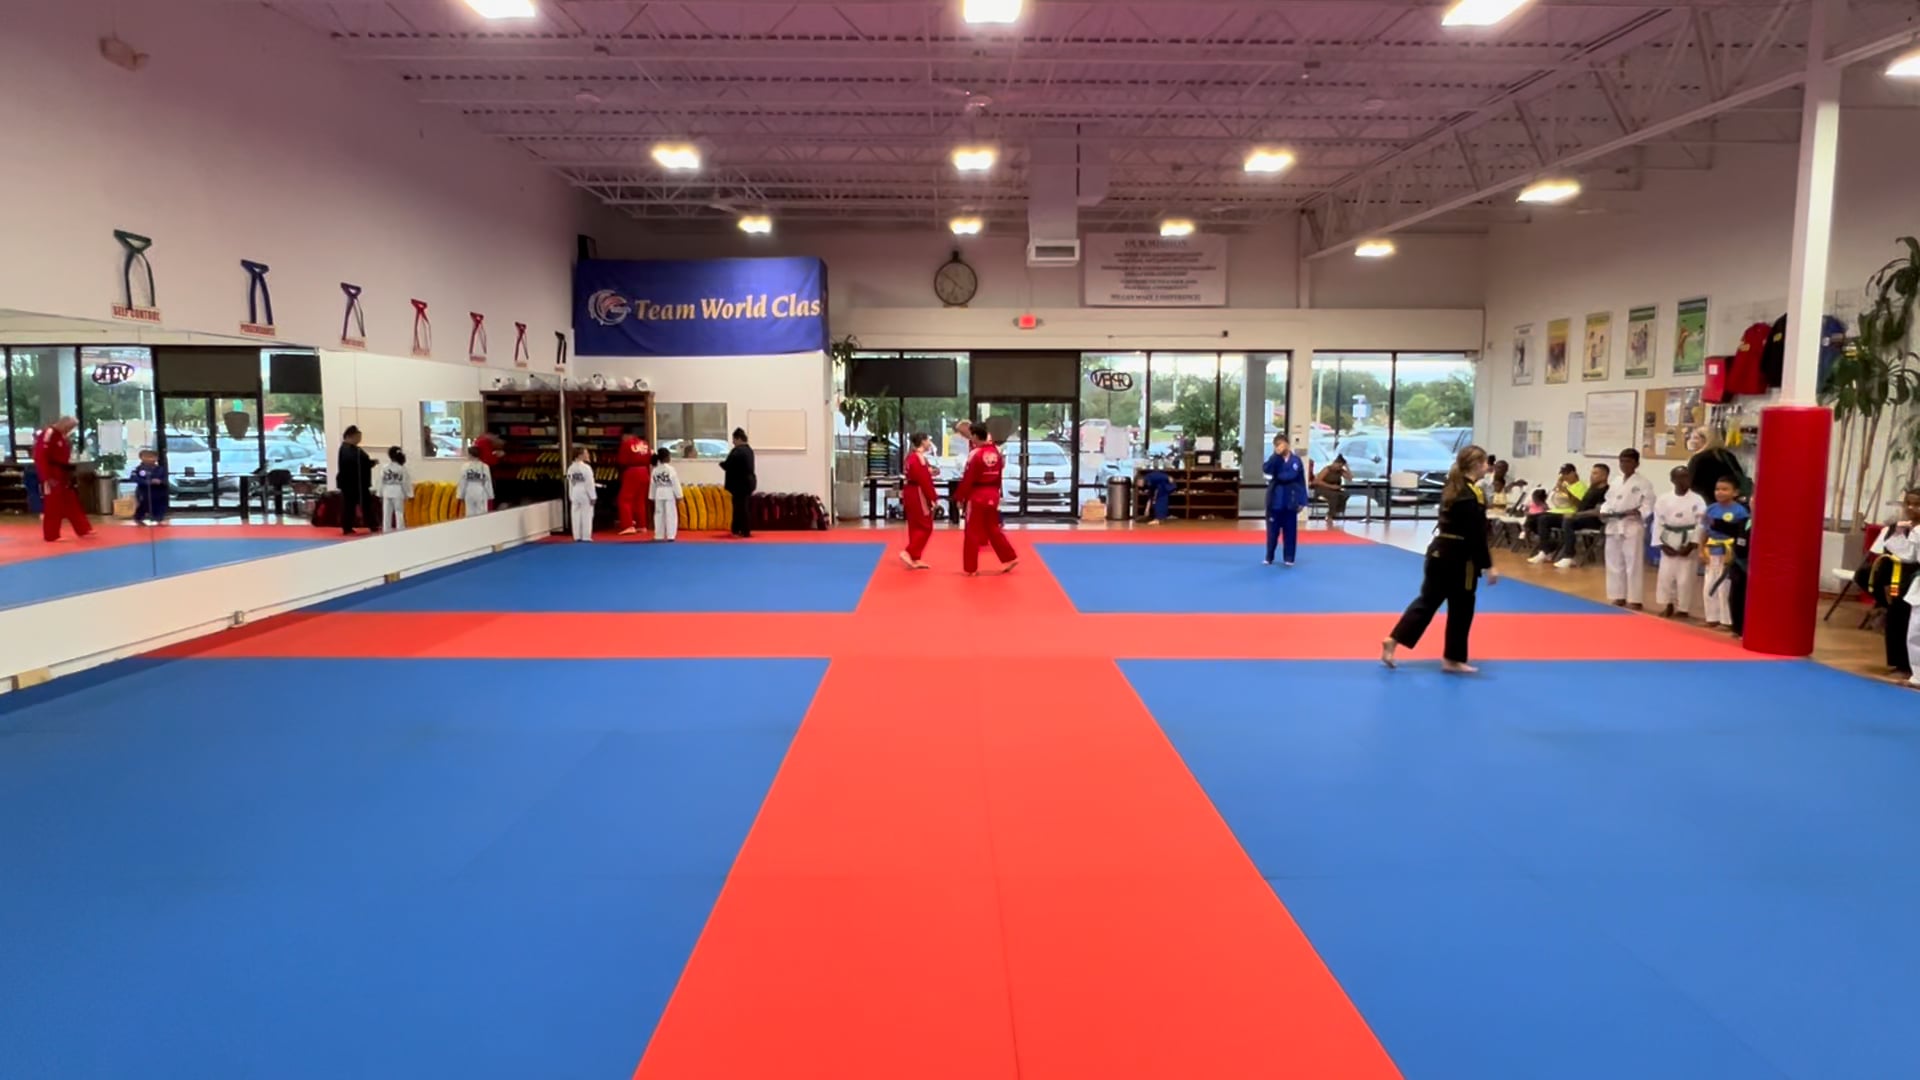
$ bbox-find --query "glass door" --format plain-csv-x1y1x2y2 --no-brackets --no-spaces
160,395,264,513
974,399,1078,519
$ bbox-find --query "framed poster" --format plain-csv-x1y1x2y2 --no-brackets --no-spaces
1674,296,1709,375
1546,318,1571,384
1582,311,1612,382
1583,389,1637,456
1512,324,1535,386
1625,305,1656,378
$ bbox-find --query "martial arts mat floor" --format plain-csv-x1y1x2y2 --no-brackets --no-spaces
3,527,1916,1080
0,524,338,607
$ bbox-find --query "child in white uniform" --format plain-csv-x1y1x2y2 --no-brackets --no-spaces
378,446,413,532
1651,465,1706,619
567,447,597,542
457,445,494,518
649,448,684,542
1600,448,1655,607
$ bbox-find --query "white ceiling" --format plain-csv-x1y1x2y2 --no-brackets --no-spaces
263,0,1920,250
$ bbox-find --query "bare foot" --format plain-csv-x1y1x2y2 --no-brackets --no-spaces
1442,661,1479,674
1380,638,1397,669
1000,559,1019,575
898,551,914,569
912,561,932,570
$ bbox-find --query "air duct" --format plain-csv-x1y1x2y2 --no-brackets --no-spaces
1026,125,1107,267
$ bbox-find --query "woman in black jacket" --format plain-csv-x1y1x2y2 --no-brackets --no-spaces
720,427,756,537
1383,444,1500,673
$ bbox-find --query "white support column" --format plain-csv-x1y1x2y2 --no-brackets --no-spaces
1781,0,1844,404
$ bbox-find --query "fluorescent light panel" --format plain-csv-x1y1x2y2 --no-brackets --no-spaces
1243,148,1296,175
651,143,701,171
949,216,984,236
1354,239,1397,258
1516,177,1582,204
463,0,537,18
1441,0,1533,27
963,0,1022,25
1887,48,1920,77
737,215,773,235
951,146,997,172
1160,219,1196,238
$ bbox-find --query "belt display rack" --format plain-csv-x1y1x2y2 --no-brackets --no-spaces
565,389,654,530
481,389,564,507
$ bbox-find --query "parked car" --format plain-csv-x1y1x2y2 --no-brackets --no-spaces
1333,432,1457,495
166,432,323,495
1426,426,1474,454
1000,438,1073,512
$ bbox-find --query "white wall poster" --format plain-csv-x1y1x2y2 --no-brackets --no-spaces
1082,234,1228,307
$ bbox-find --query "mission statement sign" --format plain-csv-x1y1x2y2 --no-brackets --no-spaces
1082,233,1228,307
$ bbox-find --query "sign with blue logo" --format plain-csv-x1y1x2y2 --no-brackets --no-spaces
575,257,828,357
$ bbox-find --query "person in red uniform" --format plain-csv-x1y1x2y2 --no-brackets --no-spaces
32,415,92,543
955,425,1018,576
615,431,652,535
900,431,938,570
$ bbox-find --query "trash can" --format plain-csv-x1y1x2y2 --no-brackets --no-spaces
1106,476,1132,522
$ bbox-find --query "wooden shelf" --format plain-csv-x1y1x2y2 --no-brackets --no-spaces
1134,465,1243,520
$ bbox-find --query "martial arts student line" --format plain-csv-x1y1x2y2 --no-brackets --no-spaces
1382,443,1499,674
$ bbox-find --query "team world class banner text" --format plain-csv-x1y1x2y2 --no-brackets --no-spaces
574,256,829,357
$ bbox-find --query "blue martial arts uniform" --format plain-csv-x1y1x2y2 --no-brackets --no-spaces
130,461,168,523
1264,450,1308,564
1143,470,1175,521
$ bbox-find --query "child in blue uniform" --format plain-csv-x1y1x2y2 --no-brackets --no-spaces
1263,434,1308,566
1699,476,1750,631
130,448,168,526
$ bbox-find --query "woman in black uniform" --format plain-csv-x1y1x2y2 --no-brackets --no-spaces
1382,444,1501,673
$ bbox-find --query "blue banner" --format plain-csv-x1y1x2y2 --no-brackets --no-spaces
574,256,828,357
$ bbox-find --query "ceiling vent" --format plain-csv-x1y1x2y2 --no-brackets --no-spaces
1027,239,1082,266
1026,124,1107,266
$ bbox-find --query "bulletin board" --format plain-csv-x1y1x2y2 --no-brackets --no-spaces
338,407,403,448
1640,386,1708,460
746,408,808,451
1582,390,1637,457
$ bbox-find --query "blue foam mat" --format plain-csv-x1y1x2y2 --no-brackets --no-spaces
0,657,827,1080
1123,658,1920,1079
1038,542,1617,614
0,537,319,608
320,541,886,613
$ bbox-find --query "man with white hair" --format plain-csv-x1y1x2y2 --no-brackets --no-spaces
31,415,93,542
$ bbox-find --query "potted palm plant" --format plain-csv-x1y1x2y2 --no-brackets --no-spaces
1823,239,1920,564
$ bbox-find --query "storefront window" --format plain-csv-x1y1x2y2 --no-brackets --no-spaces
1078,352,1146,509
1147,353,1221,460
79,347,156,485
1311,351,1476,520
263,350,327,480
6,347,78,458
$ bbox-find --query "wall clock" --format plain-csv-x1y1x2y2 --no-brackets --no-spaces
934,251,979,308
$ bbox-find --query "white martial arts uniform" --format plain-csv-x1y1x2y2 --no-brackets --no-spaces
457,461,494,518
378,461,413,533
1601,470,1656,604
1651,489,1706,614
1880,524,1920,685
567,460,597,542
649,461,684,542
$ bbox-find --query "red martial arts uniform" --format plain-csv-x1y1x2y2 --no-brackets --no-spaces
32,426,92,542
955,441,1017,574
903,450,938,562
616,434,652,532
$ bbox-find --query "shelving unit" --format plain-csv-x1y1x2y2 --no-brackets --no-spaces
0,459,28,516
1135,465,1241,520
481,390,564,508
564,390,654,529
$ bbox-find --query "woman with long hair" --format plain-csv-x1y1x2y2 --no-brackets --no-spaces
1383,444,1500,674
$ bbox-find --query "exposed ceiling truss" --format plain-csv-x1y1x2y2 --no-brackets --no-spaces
260,0,1920,238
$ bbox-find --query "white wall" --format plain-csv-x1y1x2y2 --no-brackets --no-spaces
0,0,589,363
1480,103,1920,514
321,350,526,483
579,353,832,499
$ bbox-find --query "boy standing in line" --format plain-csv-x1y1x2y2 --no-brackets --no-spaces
130,448,169,526
1699,476,1749,631
1600,448,1654,607
567,447,597,542
649,448,684,542
1651,466,1705,618
378,447,413,533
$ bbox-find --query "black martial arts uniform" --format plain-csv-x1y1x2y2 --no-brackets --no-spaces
721,441,756,537
1390,486,1493,664
336,441,374,535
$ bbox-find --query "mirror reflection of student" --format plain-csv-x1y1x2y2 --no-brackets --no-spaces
458,445,494,518
131,448,168,526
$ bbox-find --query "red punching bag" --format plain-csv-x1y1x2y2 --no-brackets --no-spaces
1744,406,1831,657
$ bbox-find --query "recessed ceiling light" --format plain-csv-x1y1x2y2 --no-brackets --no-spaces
1516,177,1582,204
1243,148,1296,175
1441,0,1533,28
1354,239,1397,258
951,146,997,173
949,216,985,236
962,0,1022,25
737,214,773,235
1160,218,1197,238
1886,47,1920,77
651,143,701,171
463,0,537,19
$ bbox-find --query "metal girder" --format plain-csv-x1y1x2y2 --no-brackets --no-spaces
1305,2,1920,256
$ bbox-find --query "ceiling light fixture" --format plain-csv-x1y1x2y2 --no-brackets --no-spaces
1160,218,1197,239
1515,177,1582,204
962,0,1022,25
463,0,538,19
737,214,773,235
1886,47,1920,77
1243,148,1296,175
949,216,985,236
1354,239,1397,258
651,143,701,171
951,146,997,173
1440,0,1534,28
